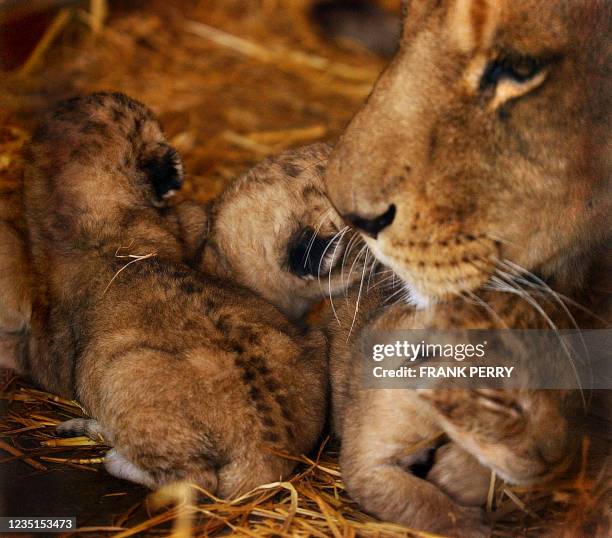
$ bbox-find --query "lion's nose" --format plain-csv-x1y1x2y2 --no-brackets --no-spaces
343,204,396,239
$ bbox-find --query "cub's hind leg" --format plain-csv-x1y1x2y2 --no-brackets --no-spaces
56,419,158,487
56,419,219,491
104,449,158,489
56,418,106,441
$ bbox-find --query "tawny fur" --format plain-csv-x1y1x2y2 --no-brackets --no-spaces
19,93,354,496
322,2,610,532
0,179,31,372
327,277,607,536
325,0,611,306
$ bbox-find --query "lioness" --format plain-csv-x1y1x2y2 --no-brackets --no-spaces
326,0,610,305
323,0,610,534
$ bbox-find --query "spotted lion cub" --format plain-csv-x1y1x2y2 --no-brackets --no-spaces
21,92,361,495
194,142,359,320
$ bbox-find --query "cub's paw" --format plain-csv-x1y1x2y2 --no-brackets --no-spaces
141,143,184,204
56,418,107,442
56,422,155,488
427,443,491,507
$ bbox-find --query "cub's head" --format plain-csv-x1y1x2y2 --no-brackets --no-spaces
325,0,611,306
421,388,580,487
204,143,368,319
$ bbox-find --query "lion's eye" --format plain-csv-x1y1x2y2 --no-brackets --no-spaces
479,55,546,90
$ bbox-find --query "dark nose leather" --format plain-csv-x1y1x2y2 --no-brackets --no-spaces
344,204,396,238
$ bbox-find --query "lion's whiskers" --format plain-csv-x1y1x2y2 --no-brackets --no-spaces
365,258,380,292
317,225,349,326
499,259,604,325
347,249,370,340
460,288,509,329
367,271,398,292
384,281,410,305
346,244,368,289
340,232,362,291
303,207,334,267
486,271,585,403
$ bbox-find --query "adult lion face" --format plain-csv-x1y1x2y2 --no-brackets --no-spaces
325,0,611,306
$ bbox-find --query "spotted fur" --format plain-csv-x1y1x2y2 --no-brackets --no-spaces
20,93,334,496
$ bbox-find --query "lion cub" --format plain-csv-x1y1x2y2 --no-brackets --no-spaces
0,182,30,372
190,142,360,320
22,93,359,495
328,278,584,536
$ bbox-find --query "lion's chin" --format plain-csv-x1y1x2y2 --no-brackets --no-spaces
366,238,492,307
399,280,433,309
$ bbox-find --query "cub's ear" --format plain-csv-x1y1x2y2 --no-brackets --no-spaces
140,143,184,202
287,226,335,278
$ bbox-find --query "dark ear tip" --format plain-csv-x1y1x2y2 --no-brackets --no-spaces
140,143,184,201
287,228,312,277
287,227,334,278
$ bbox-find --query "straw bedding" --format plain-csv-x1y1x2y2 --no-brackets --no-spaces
0,1,608,536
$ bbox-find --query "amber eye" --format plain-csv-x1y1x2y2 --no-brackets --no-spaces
479,54,546,90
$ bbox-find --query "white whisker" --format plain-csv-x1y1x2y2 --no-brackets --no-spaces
500,258,603,326
325,226,349,326
499,259,593,405
304,207,334,267
464,289,508,328
366,257,380,291
384,282,409,305
368,272,396,291
347,250,370,340
340,232,362,290
347,244,368,286
488,273,585,403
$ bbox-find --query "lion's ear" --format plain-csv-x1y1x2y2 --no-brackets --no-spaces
286,226,336,278
140,143,184,203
